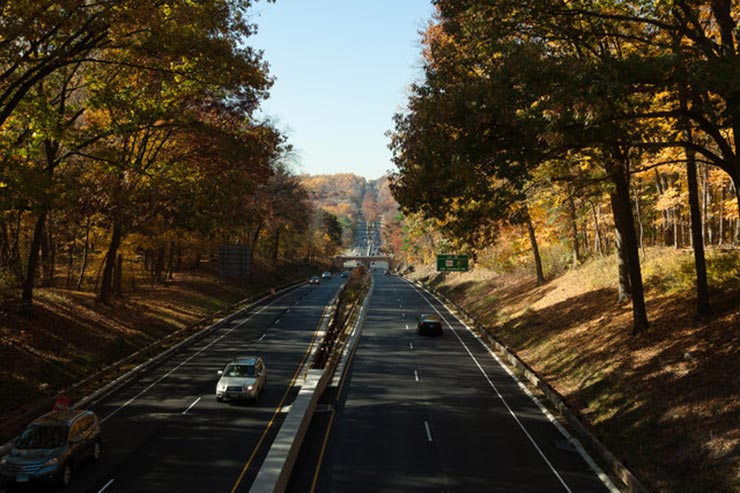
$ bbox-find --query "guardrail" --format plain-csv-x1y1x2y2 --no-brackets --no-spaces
0,280,306,458
250,275,373,493
407,277,647,493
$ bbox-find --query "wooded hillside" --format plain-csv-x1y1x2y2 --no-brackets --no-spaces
0,2,351,310
389,0,740,334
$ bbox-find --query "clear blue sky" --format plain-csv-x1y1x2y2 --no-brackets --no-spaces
248,0,434,180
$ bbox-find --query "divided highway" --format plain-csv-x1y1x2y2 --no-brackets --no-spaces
289,272,616,492
18,278,343,493
5,270,618,492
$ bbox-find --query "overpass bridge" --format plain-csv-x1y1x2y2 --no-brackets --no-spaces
334,255,392,271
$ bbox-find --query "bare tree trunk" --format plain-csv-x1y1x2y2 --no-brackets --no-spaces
719,182,725,245
114,254,123,296
153,245,165,284
524,207,545,285
609,152,649,334
686,147,711,315
99,222,122,305
76,216,91,290
633,182,645,256
673,205,679,248
611,192,632,303
41,225,52,287
654,170,670,246
21,210,48,308
249,222,263,264
568,196,580,267
702,164,710,245
66,230,76,289
591,201,603,256
167,240,175,280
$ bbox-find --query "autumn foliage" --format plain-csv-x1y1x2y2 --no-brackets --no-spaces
389,0,740,334
0,1,343,308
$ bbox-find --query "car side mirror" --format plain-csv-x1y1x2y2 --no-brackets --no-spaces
217,370,223,376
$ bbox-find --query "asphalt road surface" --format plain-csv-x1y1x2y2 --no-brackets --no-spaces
3,277,341,493
289,272,614,493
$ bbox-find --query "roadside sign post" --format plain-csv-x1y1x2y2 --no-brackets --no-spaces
436,254,469,272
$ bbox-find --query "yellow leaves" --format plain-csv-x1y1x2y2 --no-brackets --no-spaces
655,185,684,212
576,155,594,171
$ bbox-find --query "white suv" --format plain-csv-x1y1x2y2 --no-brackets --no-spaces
216,356,266,402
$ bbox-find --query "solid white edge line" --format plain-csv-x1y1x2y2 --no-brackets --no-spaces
98,479,115,493
407,281,572,493
424,420,433,442
101,295,283,423
407,279,619,493
182,396,201,415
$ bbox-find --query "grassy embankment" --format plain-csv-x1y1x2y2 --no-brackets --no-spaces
0,260,323,440
408,246,739,492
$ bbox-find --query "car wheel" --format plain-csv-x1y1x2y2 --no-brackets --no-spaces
216,396,223,402
59,463,72,487
92,439,102,461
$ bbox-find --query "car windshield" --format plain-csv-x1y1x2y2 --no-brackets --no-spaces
224,364,256,378
16,425,68,449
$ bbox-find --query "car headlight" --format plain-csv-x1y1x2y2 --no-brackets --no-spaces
43,457,59,467
246,385,254,391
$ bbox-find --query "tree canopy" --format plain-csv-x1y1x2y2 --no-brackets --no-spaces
390,0,740,333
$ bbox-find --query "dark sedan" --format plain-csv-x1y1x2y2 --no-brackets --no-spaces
416,314,444,336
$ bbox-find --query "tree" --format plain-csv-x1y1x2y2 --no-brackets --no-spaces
74,1,276,303
391,0,658,332
0,1,110,128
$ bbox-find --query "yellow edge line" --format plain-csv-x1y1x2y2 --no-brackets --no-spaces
230,304,329,493
309,328,361,492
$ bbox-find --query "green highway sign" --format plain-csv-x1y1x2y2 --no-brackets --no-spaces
436,254,469,272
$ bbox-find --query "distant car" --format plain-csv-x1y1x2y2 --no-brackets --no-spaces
0,409,102,487
340,271,348,278
321,271,332,279
216,356,266,402
309,275,320,285
417,314,444,336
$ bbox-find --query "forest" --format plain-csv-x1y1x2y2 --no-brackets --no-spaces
0,1,350,310
388,0,740,335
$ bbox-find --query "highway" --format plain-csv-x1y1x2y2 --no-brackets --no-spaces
3,267,615,492
8,278,342,493
289,272,614,492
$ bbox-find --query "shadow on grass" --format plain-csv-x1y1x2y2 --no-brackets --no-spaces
434,276,740,492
